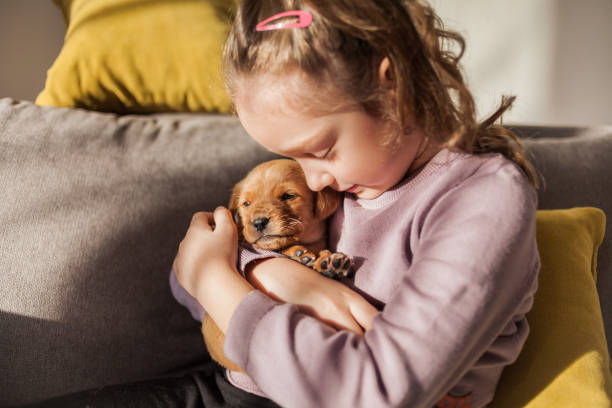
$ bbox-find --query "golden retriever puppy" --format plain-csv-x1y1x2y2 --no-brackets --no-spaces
230,159,352,276
202,159,352,372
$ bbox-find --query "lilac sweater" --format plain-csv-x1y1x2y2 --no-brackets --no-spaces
170,149,540,408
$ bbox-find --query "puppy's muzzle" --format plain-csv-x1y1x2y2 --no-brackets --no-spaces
250,216,293,246
253,217,269,232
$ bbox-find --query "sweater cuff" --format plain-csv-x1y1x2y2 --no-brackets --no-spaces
238,242,283,276
169,268,206,322
224,290,280,369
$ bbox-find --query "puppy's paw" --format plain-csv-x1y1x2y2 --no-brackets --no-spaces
282,245,316,267
314,250,353,279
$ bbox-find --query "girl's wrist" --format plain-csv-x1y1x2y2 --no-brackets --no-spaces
197,264,254,333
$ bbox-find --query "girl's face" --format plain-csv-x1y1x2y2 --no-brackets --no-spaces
234,70,434,200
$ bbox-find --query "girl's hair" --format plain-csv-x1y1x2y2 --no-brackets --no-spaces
223,0,539,188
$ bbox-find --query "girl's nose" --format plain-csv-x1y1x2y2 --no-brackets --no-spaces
300,161,334,191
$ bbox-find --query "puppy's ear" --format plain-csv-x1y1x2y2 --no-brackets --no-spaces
314,187,342,220
228,182,244,234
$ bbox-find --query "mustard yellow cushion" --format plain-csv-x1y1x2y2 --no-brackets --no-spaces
36,0,233,113
492,207,612,407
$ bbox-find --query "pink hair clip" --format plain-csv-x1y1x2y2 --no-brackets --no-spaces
255,10,313,32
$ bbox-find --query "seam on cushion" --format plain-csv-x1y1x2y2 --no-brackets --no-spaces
592,239,600,283
590,208,606,282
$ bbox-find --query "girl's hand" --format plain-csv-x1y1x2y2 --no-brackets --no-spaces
173,207,253,332
246,257,378,334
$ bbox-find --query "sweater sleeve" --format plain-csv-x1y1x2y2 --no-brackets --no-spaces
169,242,282,322
223,164,540,408
236,242,284,275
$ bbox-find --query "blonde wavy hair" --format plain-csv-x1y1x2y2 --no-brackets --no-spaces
223,0,538,188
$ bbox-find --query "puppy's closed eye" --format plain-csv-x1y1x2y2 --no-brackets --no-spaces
281,192,296,200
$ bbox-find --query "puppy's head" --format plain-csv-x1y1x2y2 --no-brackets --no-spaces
229,159,341,250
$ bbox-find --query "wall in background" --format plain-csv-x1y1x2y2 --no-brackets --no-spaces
432,0,612,126
0,1,65,104
1,1,610,126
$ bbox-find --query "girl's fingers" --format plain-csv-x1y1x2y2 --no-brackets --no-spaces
316,312,363,335
189,209,233,232
213,207,238,236
349,298,378,332
340,317,364,335
213,206,232,227
190,212,215,230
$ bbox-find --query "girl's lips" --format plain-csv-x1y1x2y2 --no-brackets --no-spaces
345,184,359,193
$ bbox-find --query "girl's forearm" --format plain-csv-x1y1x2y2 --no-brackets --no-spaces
173,208,254,334
196,264,254,333
245,257,321,302
245,257,377,333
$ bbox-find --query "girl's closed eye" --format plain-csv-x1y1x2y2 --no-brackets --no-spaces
309,129,337,160
312,146,333,160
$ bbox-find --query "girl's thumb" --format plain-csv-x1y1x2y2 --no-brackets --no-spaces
213,207,236,233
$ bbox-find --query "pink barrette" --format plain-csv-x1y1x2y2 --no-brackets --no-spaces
255,10,313,32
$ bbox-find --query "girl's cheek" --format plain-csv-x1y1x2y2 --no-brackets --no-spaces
334,160,357,183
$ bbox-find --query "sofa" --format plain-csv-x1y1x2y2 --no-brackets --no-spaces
1,97,611,407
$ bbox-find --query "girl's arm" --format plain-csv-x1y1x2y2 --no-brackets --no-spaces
173,208,251,333
245,257,377,334
221,170,540,408
173,207,376,335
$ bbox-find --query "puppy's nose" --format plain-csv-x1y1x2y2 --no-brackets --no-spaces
253,217,269,232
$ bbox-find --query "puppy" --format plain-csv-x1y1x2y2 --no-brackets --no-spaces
202,159,352,372
230,159,352,277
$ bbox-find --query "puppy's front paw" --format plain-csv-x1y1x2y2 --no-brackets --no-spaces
282,245,316,267
314,250,353,279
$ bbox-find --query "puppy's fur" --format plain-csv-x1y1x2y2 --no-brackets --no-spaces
202,159,352,372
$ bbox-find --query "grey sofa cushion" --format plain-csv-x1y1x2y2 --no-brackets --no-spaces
0,98,610,404
0,98,278,405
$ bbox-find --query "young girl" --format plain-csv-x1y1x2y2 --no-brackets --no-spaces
173,1,540,407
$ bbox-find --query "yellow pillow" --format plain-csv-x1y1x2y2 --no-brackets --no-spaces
36,0,234,113
492,207,612,407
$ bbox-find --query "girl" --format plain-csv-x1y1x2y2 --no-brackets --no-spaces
173,1,540,407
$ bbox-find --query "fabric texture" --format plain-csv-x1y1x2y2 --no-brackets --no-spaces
0,98,277,405
35,0,234,114
492,207,612,407
221,149,541,408
18,361,280,408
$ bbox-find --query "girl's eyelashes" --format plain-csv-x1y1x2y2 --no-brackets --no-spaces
311,146,333,160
